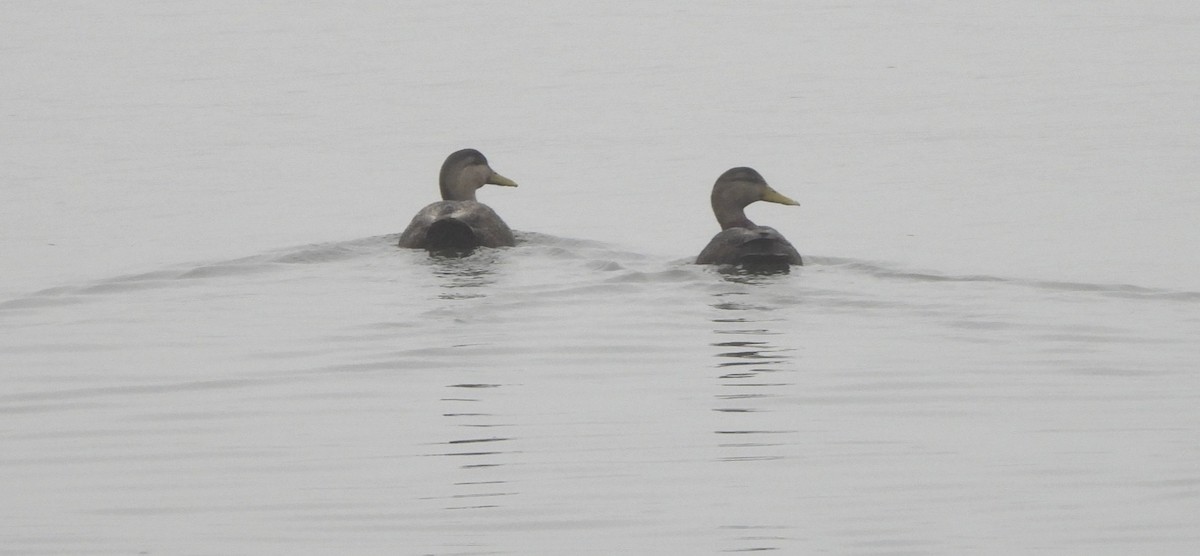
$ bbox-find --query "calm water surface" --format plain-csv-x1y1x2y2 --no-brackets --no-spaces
3,234,1198,554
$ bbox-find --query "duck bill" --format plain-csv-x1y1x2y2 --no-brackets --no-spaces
487,172,518,187
761,186,799,206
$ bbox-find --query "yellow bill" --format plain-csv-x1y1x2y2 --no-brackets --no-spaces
488,172,518,187
761,186,799,206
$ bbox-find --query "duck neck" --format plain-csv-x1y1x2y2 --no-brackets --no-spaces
439,180,478,202
714,204,755,230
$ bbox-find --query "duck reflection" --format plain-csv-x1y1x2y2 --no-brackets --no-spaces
709,292,796,456
716,263,795,281
709,290,799,551
428,382,518,511
426,249,501,300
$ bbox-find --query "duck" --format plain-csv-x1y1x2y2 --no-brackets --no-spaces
696,167,803,269
398,149,519,252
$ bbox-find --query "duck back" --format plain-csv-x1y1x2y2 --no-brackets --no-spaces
398,200,515,252
696,226,802,270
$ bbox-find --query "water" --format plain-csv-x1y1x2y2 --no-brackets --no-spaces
4,236,1198,554
3,2,1200,554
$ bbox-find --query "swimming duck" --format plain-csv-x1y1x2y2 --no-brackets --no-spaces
398,149,518,252
696,167,803,268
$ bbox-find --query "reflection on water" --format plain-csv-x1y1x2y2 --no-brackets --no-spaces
716,266,795,285
432,382,518,511
409,248,521,515
708,289,800,552
426,250,502,300
718,525,792,553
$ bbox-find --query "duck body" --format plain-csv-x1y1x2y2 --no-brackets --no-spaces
697,225,802,268
398,200,515,251
398,148,518,253
696,167,802,270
